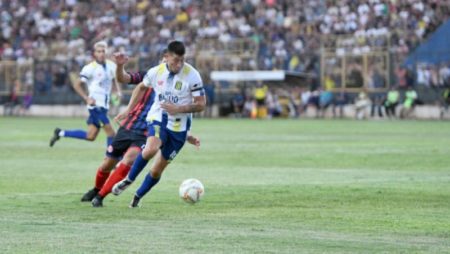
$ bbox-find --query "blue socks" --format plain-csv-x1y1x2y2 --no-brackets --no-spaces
107,136,113,147
127,152,162,198
63,130,87,140
136,173,160,198
127,153,149,181
61,130,113,148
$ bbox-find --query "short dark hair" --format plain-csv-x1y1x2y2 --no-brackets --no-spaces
167,41,185,56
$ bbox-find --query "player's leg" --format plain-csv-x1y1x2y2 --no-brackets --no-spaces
85,124,101,141
98,107,116,146
50,124,99,147
92,146,141,207
50,108,101,147
441,103,449,119
83,107,108,142
81,156,118,202
84,127,128,205
129,136,162,180
111,135,163,196
129,130,186,208
102,123,116,146
129,153,168,208
112,122,165,195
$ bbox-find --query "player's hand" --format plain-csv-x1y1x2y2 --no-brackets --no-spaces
86,97,96,106
114,110,129,123
187,135,200,149
113,52,129,65
161,102,179,115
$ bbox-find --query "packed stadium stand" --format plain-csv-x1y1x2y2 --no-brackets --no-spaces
1,0,450,118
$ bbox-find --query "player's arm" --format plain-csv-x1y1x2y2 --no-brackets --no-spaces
126,82,147,112
115,67,155,122
76,65,95,105
116,65,146,85
161,95,206,115
161,71,206,114
116,65,131,84
73,79,95,106
114,52,147,85
114,52,131,84
186,133,200,149
114,82,147,122
178,95,206,113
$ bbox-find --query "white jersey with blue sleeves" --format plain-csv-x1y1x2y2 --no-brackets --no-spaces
142,62,204,132
79,60,116,109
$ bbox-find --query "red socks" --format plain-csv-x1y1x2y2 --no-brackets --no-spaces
98,163,131,197
95,168,111,190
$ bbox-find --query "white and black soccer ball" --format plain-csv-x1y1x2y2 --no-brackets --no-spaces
179,178,204,204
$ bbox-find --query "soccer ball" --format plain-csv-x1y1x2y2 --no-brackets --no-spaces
179,178,204,204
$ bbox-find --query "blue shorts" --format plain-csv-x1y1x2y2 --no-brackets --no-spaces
86,107,110,128
147,121,187,162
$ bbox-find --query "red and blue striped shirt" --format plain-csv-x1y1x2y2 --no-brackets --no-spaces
120,71,154,134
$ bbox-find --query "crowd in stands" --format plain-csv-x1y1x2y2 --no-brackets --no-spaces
1,0,450,117
1,0,449,67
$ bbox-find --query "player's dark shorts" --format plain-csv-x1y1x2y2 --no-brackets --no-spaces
106,127,146,159
87,107,110,128
147,121,187,162
256,98,265,106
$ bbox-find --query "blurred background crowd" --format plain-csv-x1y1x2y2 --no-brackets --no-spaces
1,0,450,118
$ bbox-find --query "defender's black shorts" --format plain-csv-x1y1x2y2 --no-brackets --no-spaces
106,127,146,159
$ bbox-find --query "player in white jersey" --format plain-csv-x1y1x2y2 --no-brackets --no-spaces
112,41,206,208
49,41,121,148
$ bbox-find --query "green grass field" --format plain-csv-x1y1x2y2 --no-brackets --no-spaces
0,117,449,253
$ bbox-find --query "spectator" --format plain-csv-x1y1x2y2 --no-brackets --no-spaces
440,86,450,119
438,63,450,87
231,89,245,118
417,65,431,87
400,86,419,119
0,0,449,116
318,89,333,118
1,0,446,77
34,66,52,94
384,87,400,119
354,89,371,120
307,89,320,118
243,95,256,119
20,84,33,116
266,89,281,118
253,82,268,118
370,92,384,119
299,88,311,116
4,79,20,116
347,63,364,88
332,91,348,118
203,82,215,118
52,64,68,91
395,66,408,89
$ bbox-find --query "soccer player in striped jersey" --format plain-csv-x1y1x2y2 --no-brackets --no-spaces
112,41,206,208
49,41,121,148
82,51,200,207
